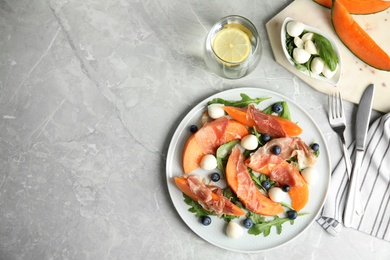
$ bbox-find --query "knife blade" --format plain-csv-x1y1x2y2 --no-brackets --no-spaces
343,84,375,227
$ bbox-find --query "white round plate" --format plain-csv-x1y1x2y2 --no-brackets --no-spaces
166,87,330,253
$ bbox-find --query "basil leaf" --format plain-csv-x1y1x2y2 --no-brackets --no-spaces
262,101,292,121
313,33,338,71
280,101,291,121
216,140,238,175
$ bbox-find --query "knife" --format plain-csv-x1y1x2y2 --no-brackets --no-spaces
343,84,375,228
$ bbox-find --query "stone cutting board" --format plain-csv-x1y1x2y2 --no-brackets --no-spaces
266,0,390,113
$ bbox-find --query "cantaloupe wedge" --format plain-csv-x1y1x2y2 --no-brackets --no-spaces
331,0,390,71
174,176,246,216
224,119,249,141
288,182,309,212
182,135,204,174
314,0,390,14
226,147,284,216
182,119,248,174
223,106,302,136
223,106,255,127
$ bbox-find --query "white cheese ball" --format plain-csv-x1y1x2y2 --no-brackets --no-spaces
304,40,318,55
322,63,338,79
301,32,314,42
301,167,318,184
268,187,286,202
207,103,225,119
286,21,304,37
294,37,304,49
240,134,258,150
226,221,243,238
200,154,217,170
293,48,311,64
311,57,325,75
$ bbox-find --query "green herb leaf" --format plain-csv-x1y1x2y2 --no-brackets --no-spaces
216,140,238,175
246,211,309,236
313,33,338,71
208,93,270,108
280,101,291,121
262,101,292,121
223,187,244,211
183,194,213,218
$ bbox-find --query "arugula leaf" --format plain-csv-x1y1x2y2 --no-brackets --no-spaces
313,33,338,71
216,140,238,175
250,172,275,191
208,93,270,108
285,33,295,58
246,211,309,236
183,194,213,218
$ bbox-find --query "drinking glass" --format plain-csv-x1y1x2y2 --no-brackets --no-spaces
204,15,262,79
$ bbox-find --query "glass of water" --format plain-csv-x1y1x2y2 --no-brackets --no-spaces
204,15,262,79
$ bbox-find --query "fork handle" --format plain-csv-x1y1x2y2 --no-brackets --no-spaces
341,142,352,178
343,150,364,227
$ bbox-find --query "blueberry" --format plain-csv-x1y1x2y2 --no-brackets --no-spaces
272,103,283,113
189,125,198,133
261,180,271,190
272,145,281,155
200,216,212,226
282,185,290,192
311,143,320,151
261,133,271,143
243,218,254,229
286,210,298,220
210,172,220,182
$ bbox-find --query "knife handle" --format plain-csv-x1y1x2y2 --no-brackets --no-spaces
343,150,364,227
341,143,365,216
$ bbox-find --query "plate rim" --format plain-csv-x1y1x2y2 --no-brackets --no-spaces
166,87,331,253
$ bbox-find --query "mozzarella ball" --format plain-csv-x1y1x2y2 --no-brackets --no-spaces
268,187,286,202
322,63,338,79
286,21,304,37
293,48,311,64
240,134,258,150
301,167,318,184
226,221,243,238
304,40,318,55
294,37,304,48
200,154,217,170
311,57,325,75
207,103,225,119
301,32,314,42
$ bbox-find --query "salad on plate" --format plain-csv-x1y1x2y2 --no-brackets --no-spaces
173,92,321,239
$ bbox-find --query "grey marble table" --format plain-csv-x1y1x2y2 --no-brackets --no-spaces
0,0,388,259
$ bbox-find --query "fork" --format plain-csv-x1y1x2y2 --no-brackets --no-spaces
328,92,364,216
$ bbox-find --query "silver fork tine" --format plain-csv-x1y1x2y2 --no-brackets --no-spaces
338,92,344,119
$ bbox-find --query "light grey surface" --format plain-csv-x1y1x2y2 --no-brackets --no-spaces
0,0,388,259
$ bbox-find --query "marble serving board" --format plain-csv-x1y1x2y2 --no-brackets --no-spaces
266,0,390,113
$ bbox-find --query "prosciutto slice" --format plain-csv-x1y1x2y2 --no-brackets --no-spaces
186,175,235,216
231,146,261,212
247,136,317,171
247,105,287,138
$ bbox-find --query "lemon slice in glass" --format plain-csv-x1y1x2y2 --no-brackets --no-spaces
212,27,251,64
